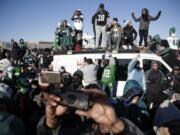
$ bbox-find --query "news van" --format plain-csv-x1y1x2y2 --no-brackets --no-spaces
52,51,172,97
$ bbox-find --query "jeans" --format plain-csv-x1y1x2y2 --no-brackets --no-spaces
139,30,148,47
95,25,107,48
101,82,117,97
61,45,72,51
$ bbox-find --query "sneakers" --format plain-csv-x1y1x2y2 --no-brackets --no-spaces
122,45,132,50
112,49,118,54
67,50,72,54
128,45,132,49
122,45,128,49
99,47,106,51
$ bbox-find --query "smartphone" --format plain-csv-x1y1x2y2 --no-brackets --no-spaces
41,71,61,84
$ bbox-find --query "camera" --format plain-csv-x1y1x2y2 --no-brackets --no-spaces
52,88,92,111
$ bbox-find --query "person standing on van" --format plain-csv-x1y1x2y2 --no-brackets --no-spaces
59,20,73,51
101,55,116,97
145,61,164,109
132,8,161,48
71,9,84,50
93,3,110,50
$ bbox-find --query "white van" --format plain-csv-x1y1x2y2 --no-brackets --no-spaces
52,52,172,97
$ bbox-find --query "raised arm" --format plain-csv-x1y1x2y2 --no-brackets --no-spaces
149,10,161,21
128,55,139,73
131,12,141,22
109,55,115,66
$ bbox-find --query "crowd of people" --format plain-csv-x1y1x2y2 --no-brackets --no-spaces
0,3,180,135
53,3,162,52
0,36,180,135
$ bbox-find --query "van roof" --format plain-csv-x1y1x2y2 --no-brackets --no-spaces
53,49,162,60
53,48,140,55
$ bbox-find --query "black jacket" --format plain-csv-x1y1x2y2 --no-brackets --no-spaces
11,45,21,60
122,26,137,42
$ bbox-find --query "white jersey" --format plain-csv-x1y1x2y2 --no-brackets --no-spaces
167,34,179,50
73,15,83,30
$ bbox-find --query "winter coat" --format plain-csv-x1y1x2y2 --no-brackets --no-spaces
132,12,161,30
122,26,137,43
127,57,146,90
145,69,164,94
11,45,21,60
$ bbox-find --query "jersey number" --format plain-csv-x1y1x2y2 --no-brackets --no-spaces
97,14,105,22
103,70,110,78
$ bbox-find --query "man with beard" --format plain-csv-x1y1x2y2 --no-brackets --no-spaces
145,61,164,109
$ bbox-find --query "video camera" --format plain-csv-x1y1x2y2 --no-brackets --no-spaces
40,71,92,110
51,88,92,111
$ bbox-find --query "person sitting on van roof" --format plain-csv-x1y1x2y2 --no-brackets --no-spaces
106,18,123,52
122,20,137,50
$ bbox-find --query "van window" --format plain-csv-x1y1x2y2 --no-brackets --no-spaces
160,64,170,75
143,59,152,72
143,59,169,75
116,59,131,81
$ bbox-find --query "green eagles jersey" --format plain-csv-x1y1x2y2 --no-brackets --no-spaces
53,36,61,49
60,26,73,46
101,64,116,86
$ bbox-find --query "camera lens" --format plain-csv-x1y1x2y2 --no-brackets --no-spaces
67,94,76,104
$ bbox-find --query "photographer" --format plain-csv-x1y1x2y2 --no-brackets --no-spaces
106,18,123,52
37,88,144,135
71,9,84,50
